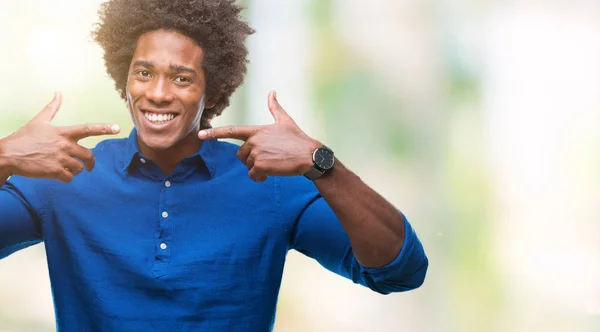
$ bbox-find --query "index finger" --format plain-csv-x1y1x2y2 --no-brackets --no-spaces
60,123,121,141
198,126,262,141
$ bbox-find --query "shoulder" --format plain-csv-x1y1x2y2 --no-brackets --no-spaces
207,139,245,177
3,175,56,219
211,139,241,161
3,137,128,203
210,139,318,195
89,137,131,169
91,137,129,156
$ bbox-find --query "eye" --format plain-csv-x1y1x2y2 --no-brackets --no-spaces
174,76,191,84
136,70,151,78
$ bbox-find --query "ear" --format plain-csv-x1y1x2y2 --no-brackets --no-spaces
204,97,219,109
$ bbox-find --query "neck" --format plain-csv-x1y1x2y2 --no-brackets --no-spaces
138,131,202,176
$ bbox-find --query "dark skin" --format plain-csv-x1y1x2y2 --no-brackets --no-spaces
0,30,212,182
0,29,405,268
126,30,216,175
199,91,406,268
0,92,121,186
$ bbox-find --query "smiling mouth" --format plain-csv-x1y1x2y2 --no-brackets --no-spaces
143,111,179,125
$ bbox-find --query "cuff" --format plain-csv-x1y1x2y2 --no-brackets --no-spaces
359,216,418,283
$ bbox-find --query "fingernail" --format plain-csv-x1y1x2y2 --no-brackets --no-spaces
273,90,277,101
198,130,206,138
111,124,121,133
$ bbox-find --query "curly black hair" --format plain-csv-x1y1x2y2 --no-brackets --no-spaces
92,0,255,128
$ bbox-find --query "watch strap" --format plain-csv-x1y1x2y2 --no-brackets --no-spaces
304,166,325,181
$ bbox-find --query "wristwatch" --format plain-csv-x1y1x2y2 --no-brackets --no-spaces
304,145,335,181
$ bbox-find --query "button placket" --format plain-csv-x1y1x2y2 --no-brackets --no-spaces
153,178,173,278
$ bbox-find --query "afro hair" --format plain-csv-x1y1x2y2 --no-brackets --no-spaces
92,0,255,128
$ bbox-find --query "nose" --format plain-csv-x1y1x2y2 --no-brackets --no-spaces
145,76,174,105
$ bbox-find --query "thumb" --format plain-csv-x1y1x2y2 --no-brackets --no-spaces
268,90,290,123
36,91,62,122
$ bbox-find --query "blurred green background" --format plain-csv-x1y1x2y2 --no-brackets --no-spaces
1,0,599,331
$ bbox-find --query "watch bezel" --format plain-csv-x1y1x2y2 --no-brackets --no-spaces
312,145,335,171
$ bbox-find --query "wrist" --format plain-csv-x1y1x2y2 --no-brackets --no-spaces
0,138,15,177
303,142,335,181
313,157,337,182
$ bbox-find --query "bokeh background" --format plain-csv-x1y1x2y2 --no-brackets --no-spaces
1,0,599,331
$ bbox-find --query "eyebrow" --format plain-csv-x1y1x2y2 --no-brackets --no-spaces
132,60,197,77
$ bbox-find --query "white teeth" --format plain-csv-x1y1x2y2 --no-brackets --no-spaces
144,112,176,123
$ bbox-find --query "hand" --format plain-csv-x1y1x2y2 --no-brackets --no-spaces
198,90,320,182
0,92,121,183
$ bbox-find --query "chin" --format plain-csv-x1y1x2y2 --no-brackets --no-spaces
138,130,179,151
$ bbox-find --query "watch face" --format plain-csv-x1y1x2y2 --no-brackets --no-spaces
314,147,335,170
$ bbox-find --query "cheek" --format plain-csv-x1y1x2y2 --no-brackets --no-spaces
126,80,142,100
126,89,133,106
181,91,206,116
192,95,207,117
126,82,146,114
125,80,135,104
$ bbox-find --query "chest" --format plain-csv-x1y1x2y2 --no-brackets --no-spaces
44,174,290,281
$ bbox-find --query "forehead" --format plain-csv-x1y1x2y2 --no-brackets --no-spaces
132,29,204,69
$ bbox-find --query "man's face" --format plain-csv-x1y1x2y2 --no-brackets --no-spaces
126,29,211,151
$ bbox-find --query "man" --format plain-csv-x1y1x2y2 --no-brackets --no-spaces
0,0,428,331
